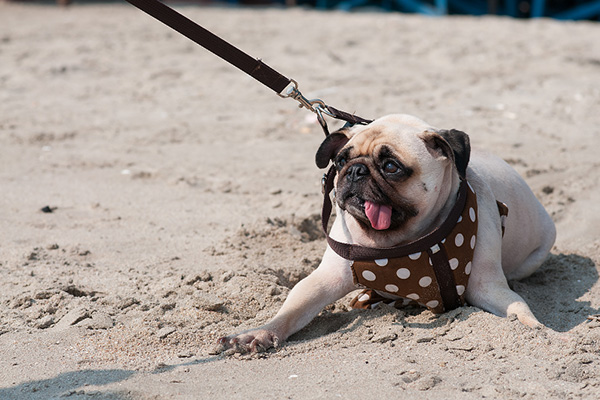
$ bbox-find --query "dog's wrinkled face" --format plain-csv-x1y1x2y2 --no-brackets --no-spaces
334,126,419,231
316,115,470,235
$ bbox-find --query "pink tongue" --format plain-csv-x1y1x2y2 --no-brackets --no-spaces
364,201,393,230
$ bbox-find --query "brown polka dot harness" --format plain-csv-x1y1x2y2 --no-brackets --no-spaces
321,166,508,314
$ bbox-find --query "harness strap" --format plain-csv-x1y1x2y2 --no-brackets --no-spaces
125,0,372,134
325,105,373,127
427,243,461,311
321,168,469,311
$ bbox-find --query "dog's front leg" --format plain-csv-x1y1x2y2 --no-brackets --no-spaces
218,248,355,353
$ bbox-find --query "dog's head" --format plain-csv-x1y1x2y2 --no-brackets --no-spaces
316,114,470,236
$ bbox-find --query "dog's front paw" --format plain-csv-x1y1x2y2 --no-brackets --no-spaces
215,329,281,354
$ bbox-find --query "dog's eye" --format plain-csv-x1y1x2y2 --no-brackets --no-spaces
382,160,401,174
336,157,347,169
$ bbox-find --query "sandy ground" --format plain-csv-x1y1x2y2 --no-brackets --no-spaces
1,2,600,399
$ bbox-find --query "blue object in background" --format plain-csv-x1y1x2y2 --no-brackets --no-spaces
309,0,599,19
531,0,600,19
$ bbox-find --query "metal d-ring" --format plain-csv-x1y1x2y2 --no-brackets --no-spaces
279,79,337,135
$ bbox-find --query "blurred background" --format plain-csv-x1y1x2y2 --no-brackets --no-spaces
5,0,600,20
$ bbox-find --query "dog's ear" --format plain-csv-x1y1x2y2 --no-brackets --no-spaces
421,129,471,179
315,129,351,169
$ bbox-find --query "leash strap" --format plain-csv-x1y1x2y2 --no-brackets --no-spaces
124,0,373,134
125,0,290,94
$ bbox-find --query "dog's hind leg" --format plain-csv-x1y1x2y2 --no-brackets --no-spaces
466,258,541,328
504,215,556,281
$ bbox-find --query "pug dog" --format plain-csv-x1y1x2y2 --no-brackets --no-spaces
218,114,556,353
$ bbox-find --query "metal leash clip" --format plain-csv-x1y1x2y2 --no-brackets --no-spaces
279,79,336,135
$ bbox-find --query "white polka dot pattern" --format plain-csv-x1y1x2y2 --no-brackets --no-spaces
419,276,432,287
426,300,439,309
396,268,410,279
362,270,376,281
385,284,399,293
358,292,370,302
349,180,481,314
455,233,464,247
449,258,459,270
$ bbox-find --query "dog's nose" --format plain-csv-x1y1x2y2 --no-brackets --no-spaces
346,163,369,182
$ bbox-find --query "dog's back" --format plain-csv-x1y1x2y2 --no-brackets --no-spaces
468,150,556,280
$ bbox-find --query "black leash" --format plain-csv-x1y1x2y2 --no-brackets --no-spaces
124,0,372,135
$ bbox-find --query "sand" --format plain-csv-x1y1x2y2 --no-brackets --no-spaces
1,2,600,399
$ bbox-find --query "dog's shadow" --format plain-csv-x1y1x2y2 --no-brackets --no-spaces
510,252,598,332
